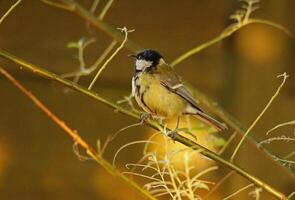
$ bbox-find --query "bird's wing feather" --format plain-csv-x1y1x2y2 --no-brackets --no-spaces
155,64,203,112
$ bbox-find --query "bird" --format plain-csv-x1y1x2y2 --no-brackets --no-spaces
130,49,226,132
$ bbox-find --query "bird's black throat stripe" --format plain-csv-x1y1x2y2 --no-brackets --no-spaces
134,74,154,114
139,86,154,114
135,69,142,74
134,75,140,94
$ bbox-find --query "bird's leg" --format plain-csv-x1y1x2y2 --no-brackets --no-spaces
140,112,152,124
168,117,180,141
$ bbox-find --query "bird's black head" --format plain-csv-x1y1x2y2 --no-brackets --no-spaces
135,49,163,63
130,49,164,72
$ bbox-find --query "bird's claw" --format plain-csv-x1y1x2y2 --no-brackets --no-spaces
167,130,178,143
140,113,152,124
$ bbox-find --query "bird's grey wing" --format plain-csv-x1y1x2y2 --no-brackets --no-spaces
156,66,203,112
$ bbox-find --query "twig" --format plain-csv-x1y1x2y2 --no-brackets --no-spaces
218,132,237,155
231,73,288,162
63,37,96,83
222,183,254,200
266,120,295,135
113,140,158,167
0,66,157,200
203,171,235,200
170,0,292,67
98,0,115,20
88,27,132,90
0,0,22,25
285,151,295,160
0,49,289,200
40,0,74,11
60,0,140,51
62,39,117,80
90,0,100,14
88,39,117,74
288,191,295,199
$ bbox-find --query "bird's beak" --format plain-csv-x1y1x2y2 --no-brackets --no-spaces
128,54,137,59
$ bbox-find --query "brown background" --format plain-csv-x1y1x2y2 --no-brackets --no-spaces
0,0,294,199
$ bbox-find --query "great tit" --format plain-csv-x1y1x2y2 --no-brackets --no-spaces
130,49,226,131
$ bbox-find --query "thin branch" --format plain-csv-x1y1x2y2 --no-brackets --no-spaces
63,37,96,83
248,19,293,37
90,0,100,14
0,49,289,200
170,19,291,67
222,183,254,200
285,150,295,160
0,0,22,25
113,140,158,166
288,191,295,199
203,171,235,200
88,27,132,90
40,0,74,11
266,120,295,135
0,66,157,200
218,132,237,155
98,0,115,20
60,0,141,51
170,0,292,67
88,39,117,74
62,39,117,80
231,73,288,162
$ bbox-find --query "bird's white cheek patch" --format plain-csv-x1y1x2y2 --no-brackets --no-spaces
136,59,152,70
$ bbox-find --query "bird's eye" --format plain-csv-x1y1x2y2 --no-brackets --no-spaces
137,55,142,59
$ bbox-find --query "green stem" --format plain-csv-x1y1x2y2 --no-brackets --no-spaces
0,49,289,200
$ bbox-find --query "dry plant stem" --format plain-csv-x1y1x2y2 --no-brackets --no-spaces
60,0,141,51
288,191,295,199
218,132,237,155
222,183,254,200
98,0,114,20
187,82,295,178
0,66,157,200
266,120,295,135
88,27,130,90
41,0,74,11
0,50,289,200
44,0,295,177
89,40,117,73
171,19,292,67
90,0,100,14
203,171,235,200
0,0,22,24
230,73,288,162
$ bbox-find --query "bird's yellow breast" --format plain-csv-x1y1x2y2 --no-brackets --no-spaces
137,73,187,118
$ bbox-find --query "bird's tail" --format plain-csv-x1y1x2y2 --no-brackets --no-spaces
193,112,227,132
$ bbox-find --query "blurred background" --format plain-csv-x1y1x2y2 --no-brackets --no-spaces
0,0,294,199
